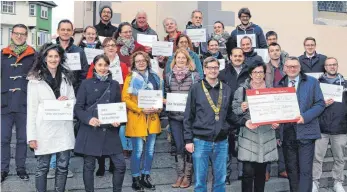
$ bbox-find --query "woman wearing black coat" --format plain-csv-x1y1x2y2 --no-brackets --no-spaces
74,54,125,192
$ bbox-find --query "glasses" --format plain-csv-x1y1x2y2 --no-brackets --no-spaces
325,63,338,67
12,32,27,37
304,44,316,47
102,11,112,15
205,66,219,71
252,71,264,75
135,59,147,64
105,44,116,48
285,65,300,69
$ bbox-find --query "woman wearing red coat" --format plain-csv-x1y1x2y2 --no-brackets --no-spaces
86,37,130,177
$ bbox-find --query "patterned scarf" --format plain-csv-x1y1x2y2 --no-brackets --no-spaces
10,39,28,56
211,31,230,44
83,40,97,49
116,36,135,56
128,69,158,96
172,65,190,82
94,72,109,81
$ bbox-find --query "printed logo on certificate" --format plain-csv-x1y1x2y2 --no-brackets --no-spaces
166,93,188,112
138,90,163,109
84,48,104,65
246,87,300,126
137,34,157,47
43,100,74,121
237,34,256,48
320,83,344,103
186,28,207,42
98,102,127,124
65,53,81,71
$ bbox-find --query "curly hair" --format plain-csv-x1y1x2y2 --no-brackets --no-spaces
29,42,74,85
130,51,151,70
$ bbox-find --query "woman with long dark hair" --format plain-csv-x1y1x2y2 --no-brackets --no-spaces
74,54,126,192
27,43,75,192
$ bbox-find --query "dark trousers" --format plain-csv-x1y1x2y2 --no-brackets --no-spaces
35,150,71,192
83,154,126,192
266,144,286,173
282,124,315,192
242,161,267,192
169,119,185,154
1,113,27,172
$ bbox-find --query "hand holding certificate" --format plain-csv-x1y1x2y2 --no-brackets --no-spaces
97,103,127,124
138,90,163,109
43,100,74,120
246,87,300,126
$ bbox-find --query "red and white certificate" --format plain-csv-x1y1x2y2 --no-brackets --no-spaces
246,87,300,126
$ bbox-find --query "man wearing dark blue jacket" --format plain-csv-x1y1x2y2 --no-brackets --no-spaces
184,57,237,192
298,37,327,73
312,57,347,192
278,56,325,192
226,7,267,58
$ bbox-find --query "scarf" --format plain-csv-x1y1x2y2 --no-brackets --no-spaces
94,72,109,81
207,51,220,58
44,67,62,99
172,65,189,82
116,36,135,56
10,39,28,56
128,69,158,96
211,31,230,43
83,40,97,49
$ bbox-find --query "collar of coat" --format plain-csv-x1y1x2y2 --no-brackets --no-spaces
2,45,35,63
203,79,222,89
56,37,74,51
278,72,308,86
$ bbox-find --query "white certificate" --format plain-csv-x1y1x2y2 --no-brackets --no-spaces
43,100,74,121
247,87,300,125
138,90,163,109
305,73,323,79
98,36,106,44
152,41,173,56
97,102,127,124
65,53,81,71
137,34,157,47
237,34,256,47
186,28,207,42
84,48,104,65
109,65,123,84
219,59,226,71
254,49,270,63
320,83,344,102
150,58,160,74
166,93,188,112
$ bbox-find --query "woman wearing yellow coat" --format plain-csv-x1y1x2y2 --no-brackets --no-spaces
122,51,162,191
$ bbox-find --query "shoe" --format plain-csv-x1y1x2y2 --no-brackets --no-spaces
265,171,270,182
180,162,193,188
225,179,231,185
334,181,345,192
172,176,184,188
140,174,156,190
67,169,74,178
17,170,29,181
1,171,8,182
312,181,319,192
278,171,288,178
47,168,56,179
132,176,144,191
96,167,105,177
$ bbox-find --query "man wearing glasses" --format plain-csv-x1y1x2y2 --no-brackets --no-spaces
1,24,35,182
298,37,327,73
184,57,237,192
312,57,347,192
277,57,325,192
94,5,118,37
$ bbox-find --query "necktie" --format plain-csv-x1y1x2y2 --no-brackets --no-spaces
290,80,296,88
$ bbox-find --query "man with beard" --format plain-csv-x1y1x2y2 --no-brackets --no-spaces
94,5,118,37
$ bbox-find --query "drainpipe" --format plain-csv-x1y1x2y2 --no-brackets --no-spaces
93,1,97,26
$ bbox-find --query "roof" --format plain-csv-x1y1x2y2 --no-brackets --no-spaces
31,1,57,8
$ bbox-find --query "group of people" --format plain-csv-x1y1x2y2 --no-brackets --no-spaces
1,5,346,192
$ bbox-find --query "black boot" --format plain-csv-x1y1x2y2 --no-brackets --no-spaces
140,174,156,190
132,176,144,191
96,157,105,177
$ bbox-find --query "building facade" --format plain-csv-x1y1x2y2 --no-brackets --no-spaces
0,1,57,49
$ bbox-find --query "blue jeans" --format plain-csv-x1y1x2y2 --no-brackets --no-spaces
193,138,228,192
130,134,157,177
119,125,133,150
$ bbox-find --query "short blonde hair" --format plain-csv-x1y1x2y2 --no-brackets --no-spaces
170,48,196,71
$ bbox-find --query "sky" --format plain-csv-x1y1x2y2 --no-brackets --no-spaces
51,0,74,35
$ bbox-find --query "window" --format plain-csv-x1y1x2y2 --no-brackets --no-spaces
1,1,15,14
318,1,347,13
37,31,49,46
41,6,48,19
29,4,36,16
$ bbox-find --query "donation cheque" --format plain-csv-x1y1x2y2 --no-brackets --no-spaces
43,100,74,121
97,102,127,124
246,87,300,126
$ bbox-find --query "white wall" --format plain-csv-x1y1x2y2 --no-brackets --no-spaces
1,1,36,26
